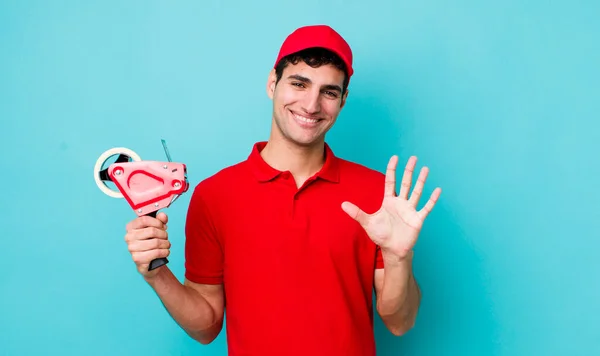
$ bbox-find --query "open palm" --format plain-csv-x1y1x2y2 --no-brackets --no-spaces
342,155,442,259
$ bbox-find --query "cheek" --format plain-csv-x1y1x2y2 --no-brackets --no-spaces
278,90,300,106
322,100,341,117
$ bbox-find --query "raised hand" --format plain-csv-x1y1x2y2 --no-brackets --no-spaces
341,155,441,259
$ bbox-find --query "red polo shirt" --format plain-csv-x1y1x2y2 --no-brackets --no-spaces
184,141,386,356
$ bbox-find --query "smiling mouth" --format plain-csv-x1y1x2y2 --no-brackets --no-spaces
290,110,322,126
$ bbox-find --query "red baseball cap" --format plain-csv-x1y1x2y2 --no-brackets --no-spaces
274,25,354,78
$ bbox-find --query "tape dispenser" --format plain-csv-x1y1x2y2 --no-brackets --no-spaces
93,139,189,271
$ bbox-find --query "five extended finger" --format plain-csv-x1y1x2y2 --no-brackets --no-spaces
418,187,442,220
341,201,370,227
399,156,417,199
409,166,429,207
384,155,399,197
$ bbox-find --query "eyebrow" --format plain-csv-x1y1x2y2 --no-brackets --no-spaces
287,74,342,93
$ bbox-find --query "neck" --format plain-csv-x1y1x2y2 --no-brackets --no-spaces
260,137,326,182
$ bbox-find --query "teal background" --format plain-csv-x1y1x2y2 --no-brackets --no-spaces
2,0,599,355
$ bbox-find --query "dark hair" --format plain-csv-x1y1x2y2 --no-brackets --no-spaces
274,47,349,95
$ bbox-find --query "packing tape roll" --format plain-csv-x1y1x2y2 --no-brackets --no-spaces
93,147,142,198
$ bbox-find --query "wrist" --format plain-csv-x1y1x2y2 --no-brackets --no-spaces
381,248,413,267
143,265,169,286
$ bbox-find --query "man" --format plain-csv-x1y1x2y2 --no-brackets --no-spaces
124,24,441,355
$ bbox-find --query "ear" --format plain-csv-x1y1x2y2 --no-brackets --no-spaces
340,89,349,109
266,69,277,99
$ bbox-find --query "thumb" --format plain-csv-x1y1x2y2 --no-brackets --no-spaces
156,212,169,225
341,201,369,226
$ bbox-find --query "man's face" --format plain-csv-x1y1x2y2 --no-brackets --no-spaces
266,61,348,148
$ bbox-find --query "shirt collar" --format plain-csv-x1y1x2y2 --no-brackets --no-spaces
247,141,340,183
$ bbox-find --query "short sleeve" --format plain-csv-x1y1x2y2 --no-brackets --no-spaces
373,171,386,270
375,245,385,269
184,184,223,284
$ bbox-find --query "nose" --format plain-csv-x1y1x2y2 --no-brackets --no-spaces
301,89,321,115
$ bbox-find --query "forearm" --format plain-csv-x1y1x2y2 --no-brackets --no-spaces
145,267,222,344
377,250,421,336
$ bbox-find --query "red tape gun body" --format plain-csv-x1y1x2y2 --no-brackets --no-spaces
108,160,188,216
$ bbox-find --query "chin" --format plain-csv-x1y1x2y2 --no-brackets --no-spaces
286,133,326,148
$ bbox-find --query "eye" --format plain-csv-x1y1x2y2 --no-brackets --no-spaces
324,91,338,98
291,82,305,88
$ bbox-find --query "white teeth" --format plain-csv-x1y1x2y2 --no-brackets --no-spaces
294,114,319,124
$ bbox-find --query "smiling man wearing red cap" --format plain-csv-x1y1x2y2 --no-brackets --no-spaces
123,24,442,355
